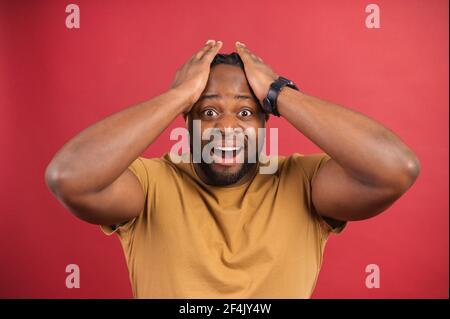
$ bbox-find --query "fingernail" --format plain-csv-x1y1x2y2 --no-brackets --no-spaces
206,39,215,45
217,40,223,45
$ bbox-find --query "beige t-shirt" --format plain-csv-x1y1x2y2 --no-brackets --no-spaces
101,152,345,298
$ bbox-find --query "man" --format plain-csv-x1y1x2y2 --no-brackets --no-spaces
45,40,420,298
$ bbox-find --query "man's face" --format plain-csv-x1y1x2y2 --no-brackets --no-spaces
188,64,266,186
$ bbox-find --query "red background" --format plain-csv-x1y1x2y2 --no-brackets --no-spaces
0,0,448,298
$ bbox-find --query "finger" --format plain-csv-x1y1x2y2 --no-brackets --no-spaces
239,43,256,58
236,42,264,63
235,41,252,63
191,40,216,61
250,53,259,61
201,40,223,62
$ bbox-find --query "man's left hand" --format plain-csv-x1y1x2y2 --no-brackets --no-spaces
235,41,279,104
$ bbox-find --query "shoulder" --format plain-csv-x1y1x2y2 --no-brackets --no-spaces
132,152,197,181
280,152,331,181
131,153,185,171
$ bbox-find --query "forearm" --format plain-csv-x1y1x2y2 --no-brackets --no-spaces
46,87,190,194
277,88,420,189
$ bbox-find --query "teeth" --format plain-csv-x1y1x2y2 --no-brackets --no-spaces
215,146,241,151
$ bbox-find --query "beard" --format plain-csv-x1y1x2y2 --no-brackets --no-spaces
197,160,257,186
193,138,260,187
188,120,264,187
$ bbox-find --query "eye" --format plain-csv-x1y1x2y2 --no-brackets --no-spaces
238,109,253,117
202,108,219,118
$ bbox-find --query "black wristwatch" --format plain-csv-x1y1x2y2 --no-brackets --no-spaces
262,76,299,117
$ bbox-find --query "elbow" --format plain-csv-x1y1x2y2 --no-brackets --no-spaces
45,160,71,198
405,154,421,182
390,153,421,195
45,162,61,196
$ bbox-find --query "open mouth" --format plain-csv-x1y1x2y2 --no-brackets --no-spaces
210,145,244,165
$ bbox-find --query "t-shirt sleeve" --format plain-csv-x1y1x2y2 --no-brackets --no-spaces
290,152,347,236
100,156,150,236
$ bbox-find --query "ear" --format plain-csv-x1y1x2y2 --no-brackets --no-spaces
259,110,269,124
185,112,193,132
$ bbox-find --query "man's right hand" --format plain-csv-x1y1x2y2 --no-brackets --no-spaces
171,40,223,113
45,42,223,226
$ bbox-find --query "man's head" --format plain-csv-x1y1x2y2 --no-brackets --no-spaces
186,53,268,186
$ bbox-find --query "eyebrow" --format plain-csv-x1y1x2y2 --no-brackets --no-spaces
197,94,253,102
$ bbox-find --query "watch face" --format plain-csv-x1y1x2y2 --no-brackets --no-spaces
279,77,298,90
279,77,290,85
262,97,272,114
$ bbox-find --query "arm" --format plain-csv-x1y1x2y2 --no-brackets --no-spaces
235,42,420,222
277,89,420,221
45,40,223,225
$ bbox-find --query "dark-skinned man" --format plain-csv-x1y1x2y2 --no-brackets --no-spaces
45,40,420,298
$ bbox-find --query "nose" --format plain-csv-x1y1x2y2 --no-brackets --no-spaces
214,113,241,135
212,114,247,147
